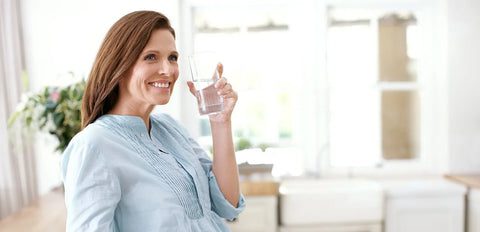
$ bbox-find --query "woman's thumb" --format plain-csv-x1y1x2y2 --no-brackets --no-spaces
186,81,196,95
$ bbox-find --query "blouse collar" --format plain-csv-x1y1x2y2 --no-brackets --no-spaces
98,114,151,136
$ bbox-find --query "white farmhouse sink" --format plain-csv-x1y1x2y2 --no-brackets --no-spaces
279,179,384,226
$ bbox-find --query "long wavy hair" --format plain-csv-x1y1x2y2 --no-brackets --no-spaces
81,11,175,129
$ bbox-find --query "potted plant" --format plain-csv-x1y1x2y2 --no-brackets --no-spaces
8,79,85,152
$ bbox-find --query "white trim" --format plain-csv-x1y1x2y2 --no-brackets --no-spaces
186,0,290,8
376,82,421,91
178,0,201,138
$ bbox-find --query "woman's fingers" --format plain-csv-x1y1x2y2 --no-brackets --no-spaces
217,63,223,77
212,63,224,82
216,82,232,95
220,90,237,100
215,76,228,89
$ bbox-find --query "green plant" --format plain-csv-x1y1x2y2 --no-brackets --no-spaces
257,143,273,152
235,137,253,151
8,80,85,152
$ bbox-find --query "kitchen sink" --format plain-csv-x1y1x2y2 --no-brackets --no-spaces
279,178,384,226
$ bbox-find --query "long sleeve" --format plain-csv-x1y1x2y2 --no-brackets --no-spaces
193,140,246,220
61,139,121,232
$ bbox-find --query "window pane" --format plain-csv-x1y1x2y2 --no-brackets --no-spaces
327,8,422,167
327,16,381,167
192,6,297,151
378,13,418,82
381,91,420,159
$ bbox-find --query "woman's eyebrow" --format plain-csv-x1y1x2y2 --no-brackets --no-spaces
142,50,160,55
142,50,179,56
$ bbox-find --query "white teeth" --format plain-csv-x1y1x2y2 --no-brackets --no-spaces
150,82,169,88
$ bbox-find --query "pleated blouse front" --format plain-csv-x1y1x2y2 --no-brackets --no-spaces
61,113,245,232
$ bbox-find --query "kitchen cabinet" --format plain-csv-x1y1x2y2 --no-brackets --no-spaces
382,178,466,232
445,174,480,232
226,179,279,232
469,189,480,232
227,196,277,232
279,179,383,232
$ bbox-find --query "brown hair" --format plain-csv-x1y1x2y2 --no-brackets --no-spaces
81,11,175,129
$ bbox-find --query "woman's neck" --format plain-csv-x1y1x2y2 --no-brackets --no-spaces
108,100,154,132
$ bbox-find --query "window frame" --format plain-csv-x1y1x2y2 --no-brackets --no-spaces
318,0,448,177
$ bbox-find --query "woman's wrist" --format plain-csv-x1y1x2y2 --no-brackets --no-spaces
209,118,232,127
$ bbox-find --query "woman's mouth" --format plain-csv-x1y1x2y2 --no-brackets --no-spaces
148,81,170,88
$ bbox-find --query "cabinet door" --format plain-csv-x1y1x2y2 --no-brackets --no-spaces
470,189,480,232
385,196,465,232
227,196,277,232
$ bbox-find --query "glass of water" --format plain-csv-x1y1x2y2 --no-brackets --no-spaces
188,52,224,115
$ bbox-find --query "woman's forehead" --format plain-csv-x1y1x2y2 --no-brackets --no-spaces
143,29,176,52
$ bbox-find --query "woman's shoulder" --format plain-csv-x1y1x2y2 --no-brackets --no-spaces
62,129,98,155
65,121,115,153
60,123,109,174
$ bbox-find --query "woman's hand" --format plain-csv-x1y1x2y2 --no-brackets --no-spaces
187,63,237,123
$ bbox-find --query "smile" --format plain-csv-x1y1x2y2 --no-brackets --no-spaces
148,81,170,88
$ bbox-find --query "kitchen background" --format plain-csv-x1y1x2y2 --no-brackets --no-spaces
0,0,479,231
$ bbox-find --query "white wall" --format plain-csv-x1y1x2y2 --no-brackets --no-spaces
447,0,480,173
20,0,181,194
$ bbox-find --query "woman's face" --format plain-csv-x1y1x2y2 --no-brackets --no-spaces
120,29,179,109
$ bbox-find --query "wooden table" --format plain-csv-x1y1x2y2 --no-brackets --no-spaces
0,188,66,232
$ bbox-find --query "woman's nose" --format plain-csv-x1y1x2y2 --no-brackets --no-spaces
157,59,171,76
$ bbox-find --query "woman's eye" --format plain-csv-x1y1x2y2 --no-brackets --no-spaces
144,54,157,61
168,55,178,62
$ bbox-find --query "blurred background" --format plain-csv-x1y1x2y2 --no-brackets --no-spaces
0,0,479,231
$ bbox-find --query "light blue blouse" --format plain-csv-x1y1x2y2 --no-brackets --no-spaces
61,113,245,231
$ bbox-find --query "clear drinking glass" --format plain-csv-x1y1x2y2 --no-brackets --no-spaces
188,52,224,115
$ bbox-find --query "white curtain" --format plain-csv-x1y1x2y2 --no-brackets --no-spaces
0,0,38,219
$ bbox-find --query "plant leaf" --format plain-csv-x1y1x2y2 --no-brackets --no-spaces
53,112,64,127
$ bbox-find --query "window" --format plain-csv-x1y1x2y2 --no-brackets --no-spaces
182,1,444,177
326,7,426,168
189,3,304,175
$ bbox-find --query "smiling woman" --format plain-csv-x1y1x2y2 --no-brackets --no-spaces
62,10,245,231
81,11,177,128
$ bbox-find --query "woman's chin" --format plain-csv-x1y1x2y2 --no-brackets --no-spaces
152,97,170,105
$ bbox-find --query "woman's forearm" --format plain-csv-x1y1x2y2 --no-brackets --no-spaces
210,120,240,207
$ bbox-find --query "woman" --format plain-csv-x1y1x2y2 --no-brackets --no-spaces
61,11,245,231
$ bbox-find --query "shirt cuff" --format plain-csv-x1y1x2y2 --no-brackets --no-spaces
208,171,246,221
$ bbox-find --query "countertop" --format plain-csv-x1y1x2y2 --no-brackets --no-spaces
240,180,279,196
445,174,480,189
239,174,279,196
